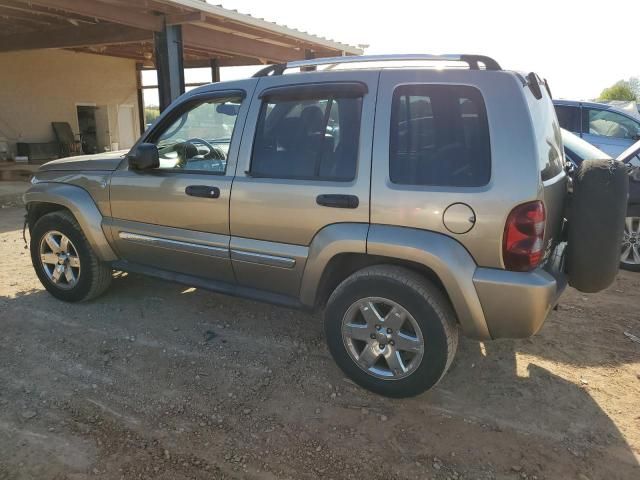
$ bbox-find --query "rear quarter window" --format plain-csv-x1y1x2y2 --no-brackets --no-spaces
389,84,491,187
526,90,564,181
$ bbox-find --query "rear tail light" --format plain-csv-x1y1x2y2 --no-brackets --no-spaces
503,201,546,272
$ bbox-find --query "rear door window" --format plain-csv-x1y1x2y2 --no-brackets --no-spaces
251,91,363,181
389,85,491,187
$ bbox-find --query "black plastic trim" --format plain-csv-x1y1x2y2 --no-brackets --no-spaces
316,194,359,209
111,260,310,311
526,72,543,100
253,64,286,77
459,55,501,70
185,185,220,198
258,82,368,101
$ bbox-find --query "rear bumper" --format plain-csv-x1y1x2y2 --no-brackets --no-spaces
473,265,567,339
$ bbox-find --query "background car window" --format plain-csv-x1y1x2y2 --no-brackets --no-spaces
251,94,362,181
154,98,241,173
585,109,640,140
555,105,580,133
390,85,491,187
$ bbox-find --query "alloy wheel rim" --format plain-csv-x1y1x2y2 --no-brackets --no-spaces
39,230,81,289
621,217,640,265
341,297,424,380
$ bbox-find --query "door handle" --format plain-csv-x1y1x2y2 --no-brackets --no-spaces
316,194,359,209
185,185,220,199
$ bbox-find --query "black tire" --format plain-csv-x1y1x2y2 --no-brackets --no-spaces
620,216,640,272
567,159,628,293
30,210,112,302
324,265,458,398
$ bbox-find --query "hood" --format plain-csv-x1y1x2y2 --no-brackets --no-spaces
38,150,128,172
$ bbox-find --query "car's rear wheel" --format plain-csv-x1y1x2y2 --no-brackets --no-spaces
620,216,640,272
30,210,112,302
324,265,458,398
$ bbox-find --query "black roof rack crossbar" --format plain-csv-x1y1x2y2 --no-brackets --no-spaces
252,54,502,77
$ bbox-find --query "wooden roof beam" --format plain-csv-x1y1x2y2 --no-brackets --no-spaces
182,24,304,64
16,0,164,31
0,6,67,25
0,23,153,52
166,11,205,26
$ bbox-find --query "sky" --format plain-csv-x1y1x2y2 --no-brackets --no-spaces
145,0,638,106
216,0,638,99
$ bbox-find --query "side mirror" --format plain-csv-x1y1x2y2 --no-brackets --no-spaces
128,143,159,170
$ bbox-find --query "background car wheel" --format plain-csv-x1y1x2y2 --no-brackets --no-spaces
324,265,458,398
620,216,640,272
30,210,112,302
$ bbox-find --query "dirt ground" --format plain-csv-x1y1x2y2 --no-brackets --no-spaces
1,195,639,480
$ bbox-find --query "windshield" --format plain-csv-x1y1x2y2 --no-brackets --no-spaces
561,128,610,165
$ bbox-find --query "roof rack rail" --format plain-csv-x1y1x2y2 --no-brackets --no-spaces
253,54,502,77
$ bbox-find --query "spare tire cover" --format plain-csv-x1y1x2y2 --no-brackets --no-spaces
567,159,628,293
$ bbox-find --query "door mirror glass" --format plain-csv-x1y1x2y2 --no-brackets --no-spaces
128,143,159,170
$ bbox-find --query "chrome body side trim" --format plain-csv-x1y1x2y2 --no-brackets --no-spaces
230,249,296,268
118,231,228,259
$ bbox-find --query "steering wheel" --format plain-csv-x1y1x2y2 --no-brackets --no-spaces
184,138,225,160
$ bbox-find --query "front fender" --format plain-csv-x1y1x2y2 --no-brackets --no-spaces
367,225,491,340
24,182,117,261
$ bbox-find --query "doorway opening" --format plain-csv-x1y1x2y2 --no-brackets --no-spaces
76,105,98,154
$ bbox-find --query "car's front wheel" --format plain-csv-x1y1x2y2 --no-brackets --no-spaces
30,210,112,302
324,265,458,398
621,216,640,272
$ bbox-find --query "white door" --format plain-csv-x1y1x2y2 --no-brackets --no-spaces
117,105,136,150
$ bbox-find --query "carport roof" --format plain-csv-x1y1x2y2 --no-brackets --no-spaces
0,0,363,66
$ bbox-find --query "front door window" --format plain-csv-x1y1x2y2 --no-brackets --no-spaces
150,96,242,173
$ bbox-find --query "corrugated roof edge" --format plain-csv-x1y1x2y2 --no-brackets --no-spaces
162,0,363,55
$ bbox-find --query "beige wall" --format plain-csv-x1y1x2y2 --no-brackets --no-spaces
0,49,140,156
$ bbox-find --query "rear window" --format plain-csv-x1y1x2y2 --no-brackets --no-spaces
389,84,491,187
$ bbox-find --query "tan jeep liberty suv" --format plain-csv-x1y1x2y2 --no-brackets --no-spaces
24,54,628,397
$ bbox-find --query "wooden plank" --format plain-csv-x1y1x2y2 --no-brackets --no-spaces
0,23,153,52
0,6,66,25
182,24,303,63
17,0,164,31
165,11,205,25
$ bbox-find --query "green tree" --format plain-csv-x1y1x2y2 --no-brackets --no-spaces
629,77,640,98
598,80,638,101
144,106,160,126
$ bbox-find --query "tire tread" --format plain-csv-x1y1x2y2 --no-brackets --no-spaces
32,210,111,302
326,265,458,395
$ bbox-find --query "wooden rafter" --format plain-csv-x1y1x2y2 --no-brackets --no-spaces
0,23,153,52
182,24,304,64
14,0,164,31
